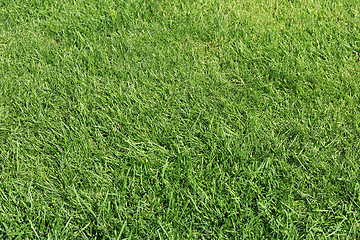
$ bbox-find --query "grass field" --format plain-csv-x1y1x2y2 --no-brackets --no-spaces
1,0,360,238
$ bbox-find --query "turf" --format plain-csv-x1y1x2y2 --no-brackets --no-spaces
1,0,360,238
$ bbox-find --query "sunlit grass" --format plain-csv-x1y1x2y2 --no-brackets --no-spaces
1,0,360,238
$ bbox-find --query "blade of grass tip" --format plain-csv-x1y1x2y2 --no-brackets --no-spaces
7,232,24,237
61,216,73,235
159,222,170,239
73,222,91,239
116,220,127,240
29,219,40,239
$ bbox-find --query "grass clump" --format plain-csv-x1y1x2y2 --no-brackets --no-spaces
1,0,360,238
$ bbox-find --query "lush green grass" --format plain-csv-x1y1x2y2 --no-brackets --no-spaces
1,0,360,238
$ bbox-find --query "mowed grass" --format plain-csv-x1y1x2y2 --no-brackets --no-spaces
1,0,360,238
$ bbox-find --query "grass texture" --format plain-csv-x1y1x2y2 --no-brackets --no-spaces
1,0,360,238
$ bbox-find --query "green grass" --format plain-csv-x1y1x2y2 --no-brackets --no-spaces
1,0,360,238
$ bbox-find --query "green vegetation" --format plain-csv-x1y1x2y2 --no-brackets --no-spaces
1,0,360,238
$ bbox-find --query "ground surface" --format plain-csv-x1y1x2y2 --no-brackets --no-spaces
1,0,360,238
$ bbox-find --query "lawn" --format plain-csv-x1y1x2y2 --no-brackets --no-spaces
1,0,360,238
